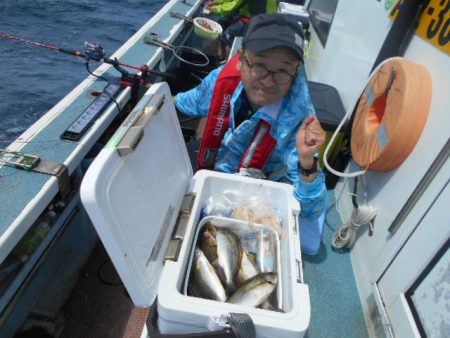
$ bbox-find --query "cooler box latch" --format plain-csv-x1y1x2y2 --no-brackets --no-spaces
165,193,195,261
116,93,165,157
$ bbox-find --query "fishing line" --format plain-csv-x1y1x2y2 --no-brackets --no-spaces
0,139,62,145
0,32,173,80
0,159,37,179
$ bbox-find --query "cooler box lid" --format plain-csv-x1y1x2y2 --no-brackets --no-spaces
80,82,193,306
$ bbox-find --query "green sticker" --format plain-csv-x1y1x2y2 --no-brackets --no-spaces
385,0,395,10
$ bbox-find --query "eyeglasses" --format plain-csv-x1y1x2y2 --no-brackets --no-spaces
242,54,297,85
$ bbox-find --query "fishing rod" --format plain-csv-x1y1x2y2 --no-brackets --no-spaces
0,32,173,80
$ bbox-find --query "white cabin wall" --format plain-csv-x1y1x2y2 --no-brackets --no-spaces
305,0,392,109
305,0,450,335
351,36,449,278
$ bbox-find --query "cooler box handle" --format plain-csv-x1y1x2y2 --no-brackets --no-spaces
148,301,256,338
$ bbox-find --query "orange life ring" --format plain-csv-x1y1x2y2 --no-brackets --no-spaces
351,59,432,172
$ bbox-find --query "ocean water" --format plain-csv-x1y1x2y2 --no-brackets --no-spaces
0,0,166,146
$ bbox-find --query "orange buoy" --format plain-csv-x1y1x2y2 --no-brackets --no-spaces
351,59,432,172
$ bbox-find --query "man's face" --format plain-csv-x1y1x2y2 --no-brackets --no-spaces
237,47,300,110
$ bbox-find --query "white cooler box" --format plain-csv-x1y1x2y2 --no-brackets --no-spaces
80,82,310,337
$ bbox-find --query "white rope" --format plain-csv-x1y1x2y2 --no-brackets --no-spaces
331,203,378,249
331,173,378,249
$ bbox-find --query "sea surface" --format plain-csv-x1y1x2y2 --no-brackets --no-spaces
0,0,166,146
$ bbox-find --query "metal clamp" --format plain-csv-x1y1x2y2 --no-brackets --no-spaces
0,149,40,170
144,33,176,51
0,149,70,199
170,11,194,23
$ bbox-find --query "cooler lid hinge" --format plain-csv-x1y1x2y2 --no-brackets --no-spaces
0,149,70,199
179,193,195,215
292,210,299,235
165,193,196,261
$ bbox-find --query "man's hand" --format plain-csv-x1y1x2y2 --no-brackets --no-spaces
296,115,326,168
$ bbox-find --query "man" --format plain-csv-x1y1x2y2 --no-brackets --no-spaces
176,13,327,254
204,0,245,17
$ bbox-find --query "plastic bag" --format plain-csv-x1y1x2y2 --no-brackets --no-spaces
201,184,283,237
200,190,239,219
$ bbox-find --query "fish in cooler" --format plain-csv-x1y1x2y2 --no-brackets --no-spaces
199,224,243,293
214,229,242,294
256,229,277,273
188,221,281,311
189,248,227,302
199,222,218,263
236,246,259,286
260,298,284,312
227,272,278,308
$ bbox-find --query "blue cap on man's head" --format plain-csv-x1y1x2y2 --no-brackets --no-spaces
242,13,305,61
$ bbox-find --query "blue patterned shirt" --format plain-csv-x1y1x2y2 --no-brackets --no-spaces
176,66,327,220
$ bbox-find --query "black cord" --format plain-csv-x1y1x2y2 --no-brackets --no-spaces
352,176,359,209
85,60,122,113
179,115,201,123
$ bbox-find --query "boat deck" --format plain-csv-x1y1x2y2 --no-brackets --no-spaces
57,191,369,338
304,193,369,338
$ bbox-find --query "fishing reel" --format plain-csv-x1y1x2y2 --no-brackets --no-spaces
83,41,152,103
84,42,106,62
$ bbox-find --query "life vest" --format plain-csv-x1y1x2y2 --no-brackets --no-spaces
197,55,277,170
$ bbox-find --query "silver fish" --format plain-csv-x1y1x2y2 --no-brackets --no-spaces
227,272,278,308
190,248,227,302
260,300,284,313
236,246,260,286
214,229,242,294
199,222,218,264
256,229,277,273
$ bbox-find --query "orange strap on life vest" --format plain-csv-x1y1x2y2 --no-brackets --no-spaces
197,55,241,169
238,119,276,170
197,55,277,171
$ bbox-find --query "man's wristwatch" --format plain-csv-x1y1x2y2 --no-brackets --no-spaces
298,157,318,177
